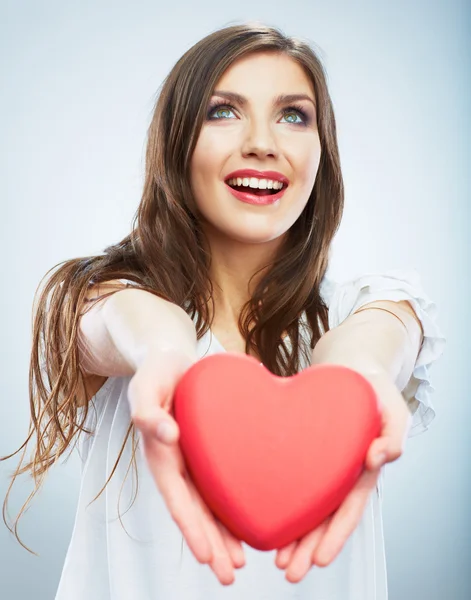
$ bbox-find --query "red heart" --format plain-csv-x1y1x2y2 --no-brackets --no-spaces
173,353,382,551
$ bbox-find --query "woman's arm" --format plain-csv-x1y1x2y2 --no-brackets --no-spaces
311,299,424,391
77,283,243,583
278,300,423,577
78,281,197,377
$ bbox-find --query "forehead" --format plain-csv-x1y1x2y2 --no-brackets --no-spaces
214,51,314,97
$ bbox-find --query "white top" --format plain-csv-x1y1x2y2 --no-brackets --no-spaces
55,269,446,600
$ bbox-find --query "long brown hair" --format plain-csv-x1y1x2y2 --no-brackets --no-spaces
1,22,344,551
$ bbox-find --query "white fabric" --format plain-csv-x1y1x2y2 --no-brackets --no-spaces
325,269,446,438
55,269,445,600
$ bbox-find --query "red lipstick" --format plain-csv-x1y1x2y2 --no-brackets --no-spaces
224,169,289,206
225,183,287,205
224,169,289,185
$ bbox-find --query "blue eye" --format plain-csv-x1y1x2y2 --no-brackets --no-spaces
206,102,309,125
281,109,304,124
207,104,237,120
281,105,309,125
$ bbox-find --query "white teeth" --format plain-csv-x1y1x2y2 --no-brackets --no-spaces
227,177,285,190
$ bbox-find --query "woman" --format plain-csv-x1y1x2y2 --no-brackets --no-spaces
2,22,445,599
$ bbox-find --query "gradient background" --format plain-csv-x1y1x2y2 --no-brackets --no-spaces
1,1,469,598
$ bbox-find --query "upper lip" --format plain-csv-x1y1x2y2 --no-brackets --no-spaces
224,169,289,185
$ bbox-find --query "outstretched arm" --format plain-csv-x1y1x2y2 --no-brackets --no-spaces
276,299,425,583
311,299,424,391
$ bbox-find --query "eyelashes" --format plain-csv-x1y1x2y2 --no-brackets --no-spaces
206,102,311,126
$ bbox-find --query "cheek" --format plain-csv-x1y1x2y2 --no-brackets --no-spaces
297,145,322,189
192,129,235,180
191,142,212,186
283,132,321,182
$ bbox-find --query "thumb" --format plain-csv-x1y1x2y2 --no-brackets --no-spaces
132,406,180,445
128,382,180,445
155,416,180,444
367,400,410,470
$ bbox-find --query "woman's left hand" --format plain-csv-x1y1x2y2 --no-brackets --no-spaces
274,369,413,583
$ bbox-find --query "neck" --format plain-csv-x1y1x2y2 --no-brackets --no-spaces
202,226,284,326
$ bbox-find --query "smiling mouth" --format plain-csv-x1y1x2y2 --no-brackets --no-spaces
225,181,288,196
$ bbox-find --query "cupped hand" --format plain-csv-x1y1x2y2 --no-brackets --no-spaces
127,349,245,585
275,369,413,583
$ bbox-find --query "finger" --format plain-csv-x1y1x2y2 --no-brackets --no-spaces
366,436,390,471
186,476,245,571
284,518,331,583
313,468,379,567
128,376,180,445
366,382,412,470
186,474,245,569
132,408,180,447
187,476,237,585
132,402,180,445
275,541,298,569
143,437,213,565
216,520,246,569
201,518,236,585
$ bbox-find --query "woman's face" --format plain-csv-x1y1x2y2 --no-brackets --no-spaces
190,51,321,246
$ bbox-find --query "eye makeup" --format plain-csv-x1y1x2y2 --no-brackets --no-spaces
206,100,312,126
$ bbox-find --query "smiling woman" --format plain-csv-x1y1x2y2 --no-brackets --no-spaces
191,51,321,247
0,21,445,600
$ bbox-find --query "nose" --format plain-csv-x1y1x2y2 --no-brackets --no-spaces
241,119,279,160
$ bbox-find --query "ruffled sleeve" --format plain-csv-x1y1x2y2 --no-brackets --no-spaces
325,268,446,438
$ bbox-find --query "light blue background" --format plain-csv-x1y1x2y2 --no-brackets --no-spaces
1,0,469,598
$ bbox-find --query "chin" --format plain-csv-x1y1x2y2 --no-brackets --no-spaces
220,223,286,245
199,207,292,245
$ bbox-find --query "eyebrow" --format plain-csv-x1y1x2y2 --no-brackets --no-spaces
211,90,316,110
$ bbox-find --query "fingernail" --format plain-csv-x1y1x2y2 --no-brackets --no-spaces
156,421,175,443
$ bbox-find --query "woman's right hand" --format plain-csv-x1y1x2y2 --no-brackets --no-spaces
127,348,246,585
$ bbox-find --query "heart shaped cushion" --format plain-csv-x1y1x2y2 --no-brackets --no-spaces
173,352,382,551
